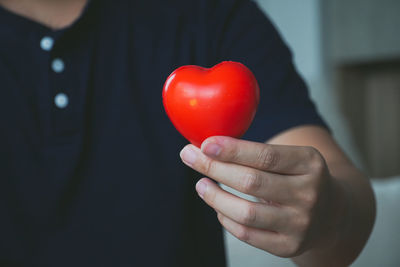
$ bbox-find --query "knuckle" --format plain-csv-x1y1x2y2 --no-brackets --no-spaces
307,147,325,174
285,239,303,257
299,190,318,209
240,171,263,194
273,234,311,258
312,160,325,176
202,157,217,175
277,236,305,258
227,145,241,162
295,214,311,233
258,146,279,170
205,186,217,206
241,203,257,225
304,146,317,158
235,226,251,242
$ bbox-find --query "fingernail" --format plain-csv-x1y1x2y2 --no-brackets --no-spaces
203,143,222,157
196,180,207,198
180,146,198,166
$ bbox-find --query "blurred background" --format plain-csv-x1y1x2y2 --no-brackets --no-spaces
224,0,400,266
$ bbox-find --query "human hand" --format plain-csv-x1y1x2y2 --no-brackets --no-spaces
180,136,344,257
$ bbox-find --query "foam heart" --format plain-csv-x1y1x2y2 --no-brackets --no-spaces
162,61,260,147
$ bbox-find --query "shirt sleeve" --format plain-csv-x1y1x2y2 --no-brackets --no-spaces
207,0,329,142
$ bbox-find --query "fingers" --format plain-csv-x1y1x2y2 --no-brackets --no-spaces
197,178,314,258
201,136,322,175
180,137,332,258
196,178,290,231
181,145,294,202
217,213,299,258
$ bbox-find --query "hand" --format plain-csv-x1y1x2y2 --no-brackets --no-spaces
180,136,344,258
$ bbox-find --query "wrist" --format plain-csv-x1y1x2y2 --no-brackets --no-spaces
308,174,351,253
292,176,352,267
327,177,352,249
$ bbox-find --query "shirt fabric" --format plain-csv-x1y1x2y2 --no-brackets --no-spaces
0,0,327,266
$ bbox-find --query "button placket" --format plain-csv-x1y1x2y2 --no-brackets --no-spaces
40,35,70,110
51,55,69,110
51,57,69,109
47,42,68,110
40,33,81,137
52,58,65,73
40,36,54,51
54,93,69,109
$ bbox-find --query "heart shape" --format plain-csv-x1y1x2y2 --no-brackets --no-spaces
162,61,260,147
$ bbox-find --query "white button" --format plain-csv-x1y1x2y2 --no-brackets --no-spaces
52,58,65,73
40,36,54,51
54,93,69,109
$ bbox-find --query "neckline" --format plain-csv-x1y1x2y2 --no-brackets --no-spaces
0,0,93,35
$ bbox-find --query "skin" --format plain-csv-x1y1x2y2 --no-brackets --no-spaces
0,0,88,30
180,126,376,266
0,1,376,266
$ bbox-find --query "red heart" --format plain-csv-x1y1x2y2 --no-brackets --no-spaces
162,61,260,147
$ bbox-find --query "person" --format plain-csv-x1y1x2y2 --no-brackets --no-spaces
0,0,375,266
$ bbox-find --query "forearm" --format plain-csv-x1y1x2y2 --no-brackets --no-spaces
292,162,376,267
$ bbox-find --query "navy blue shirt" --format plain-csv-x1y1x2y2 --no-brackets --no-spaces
0,0,326,266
